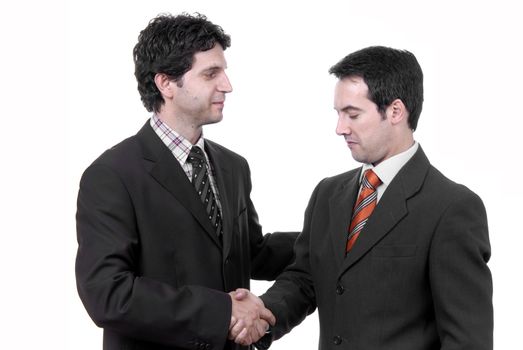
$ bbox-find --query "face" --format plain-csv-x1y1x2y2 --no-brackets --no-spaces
334,76,395,166
171,45,232,127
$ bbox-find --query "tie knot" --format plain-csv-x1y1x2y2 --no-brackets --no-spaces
188,146,205,166
362,169,382,189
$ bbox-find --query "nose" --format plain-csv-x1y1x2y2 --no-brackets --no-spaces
335,114,351,136
219,72,233,93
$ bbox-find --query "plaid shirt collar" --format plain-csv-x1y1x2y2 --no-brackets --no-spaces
150,114,205,165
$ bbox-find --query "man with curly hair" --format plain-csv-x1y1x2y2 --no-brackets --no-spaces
75,13,296,350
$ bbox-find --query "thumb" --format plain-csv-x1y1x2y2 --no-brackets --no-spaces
232,288,250,300
260,307,276,326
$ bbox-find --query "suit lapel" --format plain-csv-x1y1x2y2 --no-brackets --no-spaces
329,169,361,269
136,122,222,248
205,140,234,259
338,147,430,277
340,177,409,274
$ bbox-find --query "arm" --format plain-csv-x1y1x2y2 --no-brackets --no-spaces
75,164,230,349
259,181,322,340
430,188,493,349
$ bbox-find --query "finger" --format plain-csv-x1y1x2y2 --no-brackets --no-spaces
259,307,276,326
255,319,269,338
228,326,235,341
229,318,245,339
242,332,254,346
229,315,237,330
248,322,264,344
234,327,250,345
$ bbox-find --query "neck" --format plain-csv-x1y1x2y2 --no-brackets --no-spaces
393,133,415,156
156,110,202,145
371,132,415,167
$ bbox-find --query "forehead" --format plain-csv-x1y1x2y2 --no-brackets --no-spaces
335,76,368,94
334,76,370,108
190,45,227,71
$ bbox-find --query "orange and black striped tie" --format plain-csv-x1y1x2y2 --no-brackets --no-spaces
346,169,382,253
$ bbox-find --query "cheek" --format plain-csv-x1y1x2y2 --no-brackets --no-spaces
360,122,383,148
356,123,373,142
179,88,195,103
371,124,392,149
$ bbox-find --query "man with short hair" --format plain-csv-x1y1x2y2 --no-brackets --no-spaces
75,13,296,350
233,46,493,350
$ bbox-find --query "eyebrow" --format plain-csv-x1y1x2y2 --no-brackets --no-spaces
200,63,228,73
200,66,221,74
336,105,364,113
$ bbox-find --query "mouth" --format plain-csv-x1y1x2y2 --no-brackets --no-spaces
345,138,357,148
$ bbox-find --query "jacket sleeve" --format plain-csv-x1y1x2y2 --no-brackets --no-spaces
259,181,322,339
430,187,493,350
75,164,231,350
242,161,299,281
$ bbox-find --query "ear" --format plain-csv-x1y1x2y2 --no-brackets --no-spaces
154,73,175,99
387,99,409,126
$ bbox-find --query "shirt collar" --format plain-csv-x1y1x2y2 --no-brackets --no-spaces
360,141,419,186
150,114,205,164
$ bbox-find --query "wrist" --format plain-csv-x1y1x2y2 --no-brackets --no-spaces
254,326,273,350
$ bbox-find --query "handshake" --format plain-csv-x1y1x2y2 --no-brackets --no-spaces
228,288,275,346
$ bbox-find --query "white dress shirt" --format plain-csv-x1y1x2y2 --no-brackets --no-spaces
360,141,419,202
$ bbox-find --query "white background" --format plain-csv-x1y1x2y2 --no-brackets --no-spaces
1,0,521,348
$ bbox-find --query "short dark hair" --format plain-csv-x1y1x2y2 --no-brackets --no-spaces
133,13,231,113
329,46,423,130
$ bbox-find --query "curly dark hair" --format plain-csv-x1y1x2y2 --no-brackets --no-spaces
329,46,424,130
133,13,231,113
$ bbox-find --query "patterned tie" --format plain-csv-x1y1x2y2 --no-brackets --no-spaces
346,169,382,253
188,146,223,237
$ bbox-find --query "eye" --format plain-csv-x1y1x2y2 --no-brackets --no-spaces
203,69,219,80
348,114,359,119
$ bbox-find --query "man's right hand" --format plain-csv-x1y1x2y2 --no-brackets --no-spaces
228,288,275,346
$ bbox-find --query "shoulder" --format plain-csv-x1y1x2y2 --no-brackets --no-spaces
80,134,142,186
92,135,141,169
421,165,485,217
427,165,481,200
205,139,249,166
318,168,360,190
306,168,360,202
324,168,360,184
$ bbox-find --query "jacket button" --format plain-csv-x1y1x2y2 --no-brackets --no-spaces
336,283,344,295
333,335,342,345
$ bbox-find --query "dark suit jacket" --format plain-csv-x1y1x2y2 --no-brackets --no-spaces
262,147,493,350
75,121,297,350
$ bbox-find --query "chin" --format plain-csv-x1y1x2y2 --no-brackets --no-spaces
350,151,365,163
206,115,223,125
